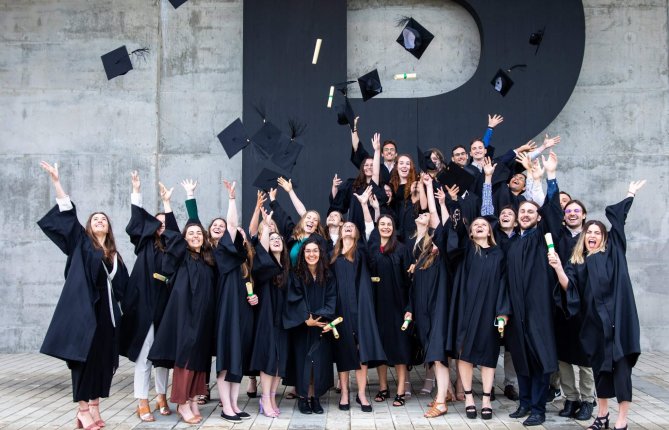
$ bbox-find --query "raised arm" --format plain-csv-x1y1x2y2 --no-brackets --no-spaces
435,186,450,226
331,173,342,200
277,177,306,217
547,252,569,290
371,132,381,186
483,113,504,147
159,181,179,232
528,134,561,160
180,178,199,222
259,207,273,252
422,174,440,228
40,161,68,201
223,179,238,241
248,190,267,238
481,157,496,216
354,186,374,239
130,170,142,207
606,180,646,251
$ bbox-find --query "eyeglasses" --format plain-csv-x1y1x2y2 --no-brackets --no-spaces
453,151,467,157
564,208,582,214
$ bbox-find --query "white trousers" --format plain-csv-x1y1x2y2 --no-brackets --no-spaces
134,324,170,399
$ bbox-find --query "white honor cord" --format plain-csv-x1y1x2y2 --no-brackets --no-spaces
103,254,119,327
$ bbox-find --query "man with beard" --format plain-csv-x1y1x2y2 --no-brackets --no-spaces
505,151,563,426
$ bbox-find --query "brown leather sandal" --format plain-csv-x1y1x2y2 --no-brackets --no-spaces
137,403,156,422
154,394,172,416
424,401,448,418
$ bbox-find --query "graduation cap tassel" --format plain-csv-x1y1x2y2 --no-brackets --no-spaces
395,15,413,27
253,102,267,123
288,119,307,140
128,47,150,63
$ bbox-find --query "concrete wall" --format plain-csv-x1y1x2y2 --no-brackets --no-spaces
0,0,667,352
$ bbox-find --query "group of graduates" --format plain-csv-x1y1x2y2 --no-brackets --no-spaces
37,114,644,430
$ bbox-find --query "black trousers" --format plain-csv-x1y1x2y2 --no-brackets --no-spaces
594,356,633,403
517,371,550,415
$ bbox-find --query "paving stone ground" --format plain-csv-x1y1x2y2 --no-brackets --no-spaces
0,352,667,429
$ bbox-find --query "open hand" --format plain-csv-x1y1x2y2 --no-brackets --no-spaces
40,161,60,183
159,182,174,202
131,170,141,192
488,114,504,128
277,177,293,193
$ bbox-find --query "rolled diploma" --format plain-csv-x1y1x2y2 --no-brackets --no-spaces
401,319,411,331
326,85,334,108
496,317,505,338
312,38,323,64
544,233,555,255
153,273,168,283
371,277,380,283
245,281,254,296
393,73,417,80
329,317,343,340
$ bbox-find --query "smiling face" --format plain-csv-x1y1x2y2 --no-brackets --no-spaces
383,184,393,201
518,201,541,230
430,152,442,171
341,221,357,239
397,155,412,179
469,140,487,162
303,242,320,266
155,214,166,236
378,216,394,239
302,211,320,234
269,232,284,253
470,218,491,241
382,142,397,163
451,146,468,167
326,211,343,228
209,218,227,240
185,225,204,251
508,173,527,193
89,213,109,236
499,208,517,230
564,202,586,229
584,223,603,252
362,158,373,178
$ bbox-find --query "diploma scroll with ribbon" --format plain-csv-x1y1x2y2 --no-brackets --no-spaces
245,281,254,297
328,316,344,339
153,273,169,283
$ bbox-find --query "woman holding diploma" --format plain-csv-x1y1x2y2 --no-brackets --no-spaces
548,180,646,430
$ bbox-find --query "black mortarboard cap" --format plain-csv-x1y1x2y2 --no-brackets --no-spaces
251,121,282,158
491,69,514,97
396,18,434,60
168,0,188,8
357,69,383,101
436,162,475,192
417,145,437,172
529,27,545,55
101,46,133,80
217,118,250,159
252,168,298,191
336,96,356,130
272,134,304,173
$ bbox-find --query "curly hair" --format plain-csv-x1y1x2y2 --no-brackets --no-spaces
295,236,331,285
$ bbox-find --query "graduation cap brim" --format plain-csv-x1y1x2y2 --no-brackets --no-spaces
357,69,383,102
251,121,282,158
491,69,514,96
168,0,188,8
436,162,475,193
396,18,435,59
271,134,304,173
336,96,356,130
101,45,133,80
217,118,250,159
417,145,437,172
252,168,298,191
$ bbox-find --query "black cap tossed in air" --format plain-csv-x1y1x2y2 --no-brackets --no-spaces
168,0,188,9
491,69,514,97
396,17,434,60
358,69,383,102
272,134,304,173
252,121,282,158
417,145,437,172
336,96,356,131
101,46,133,80
252,167,298,191
217,118,250,159
436,161,475,192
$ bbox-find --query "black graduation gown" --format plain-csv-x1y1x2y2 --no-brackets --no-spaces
504,187,563,376
148,230,215,371
269,199,330,259
366,229,413,365
391,184,417,243
553,226,590,366
330,178,387,236
560,198,641,373
283,272,337,398
331,247,386,371
249,243,289,377
213,231,255,382
120,205,178,362
37,203,129,364
447,221,511,368
350,144,393,185
406,224,452,365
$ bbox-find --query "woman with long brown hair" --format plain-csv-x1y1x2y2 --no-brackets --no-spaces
549,180,646,430
388,154,420,241
38,161,129,430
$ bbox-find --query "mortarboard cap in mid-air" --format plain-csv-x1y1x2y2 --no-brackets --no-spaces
396,17,434,60
436,162,475,192
217,118,250,159
251,121,282,158
101,46,133,80
417,145,437,172
252,167,298,191
491,69,514,97
357,69,383,101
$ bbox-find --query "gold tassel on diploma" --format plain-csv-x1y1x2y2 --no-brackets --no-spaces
245,282,254,297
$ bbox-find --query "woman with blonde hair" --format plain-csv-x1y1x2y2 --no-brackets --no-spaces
549,180,646,430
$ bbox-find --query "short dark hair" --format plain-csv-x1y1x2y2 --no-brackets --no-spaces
382,140,397,151
451,145,466,156
469,138,484,149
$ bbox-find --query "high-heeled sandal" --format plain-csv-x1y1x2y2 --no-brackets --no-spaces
176,404,201,425
247,376,258,398
374,388,390,402
75,408,100,430
259,394,279,418
480,391,492,420
392,394,406,407
613,426,627,430
464,390,477,419
424,401,447,418
88,401,105,428
588,413,610,430
136,402,156,422
270,391,280,414
420,378,434,395
195,386,210,405
154,394,172,416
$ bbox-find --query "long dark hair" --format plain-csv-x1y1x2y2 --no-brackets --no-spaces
377,214,399,255
389,154,418,200
330,222,359,264
295,237,330,285
182,221,215,266
154,212,166,252
352,157,372,191
85,211,123,264
269,232,290,288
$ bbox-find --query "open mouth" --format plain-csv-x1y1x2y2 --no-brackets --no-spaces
587,238,597,247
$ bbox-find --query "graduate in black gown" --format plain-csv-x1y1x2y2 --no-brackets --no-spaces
148,215,215,424
364,211,413,407
504,151,563,427
283,237,337,415
210,180,259,423
389,155,421,242
447,164,511,420
121,172,178,422
329,188,386,412
549,180,646,430
37,161,129,430
249,209,290,417
405,173,453,418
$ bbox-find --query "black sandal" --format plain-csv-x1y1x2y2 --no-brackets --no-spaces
481,392,492,420
464,390,477,419
588,413,610,430
392,394,406,407
374,389,390,402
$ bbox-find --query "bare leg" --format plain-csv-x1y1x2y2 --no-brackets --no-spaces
396,365,408,397
339,371,350,405
217,371,236,417
270,375,282,412
422,365,435,394
458,360,475,408
356,364,370,405
453,359,464,400
259,372,278,417
376,364,388,391
189,397,201,417
76,401,97,429
615,400,630,429
230,382,242,413
480,366,495,410
597,397,609,418
433,361,451,404
247,375,257,395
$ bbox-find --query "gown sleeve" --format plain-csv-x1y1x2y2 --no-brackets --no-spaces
313,276,337,321
495,255,512,316
269,200,296,239
161,229,187,277
605,197,634,253
37,203,85,257
283,273,309,329
185,198,200,223
126,204,162,255
164,211,179,233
